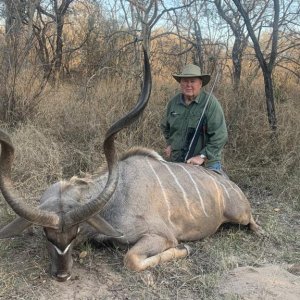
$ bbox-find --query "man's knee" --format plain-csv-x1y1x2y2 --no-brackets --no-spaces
206,161,221,171
206,161,229,178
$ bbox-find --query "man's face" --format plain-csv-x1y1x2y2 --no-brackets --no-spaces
180,77,202,99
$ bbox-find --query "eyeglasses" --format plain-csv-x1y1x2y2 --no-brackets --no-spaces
180,78,202,85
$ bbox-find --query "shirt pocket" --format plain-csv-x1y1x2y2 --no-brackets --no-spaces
168,110,183,130
188,112,202,128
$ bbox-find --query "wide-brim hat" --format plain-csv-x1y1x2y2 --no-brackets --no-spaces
173,64,211,87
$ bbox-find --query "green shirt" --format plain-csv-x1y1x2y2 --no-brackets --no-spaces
161,90,228,166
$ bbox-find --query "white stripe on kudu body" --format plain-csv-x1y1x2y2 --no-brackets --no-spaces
202,168,226,210
177,164,209,217
161,162,195,219
146,158,174,226
202,168,244,202
226,180,245,201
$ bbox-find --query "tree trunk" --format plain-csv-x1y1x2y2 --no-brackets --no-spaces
193,21,204,70
263,70,277,131
54,15,64,82
232,37,242,90
1,0,23,122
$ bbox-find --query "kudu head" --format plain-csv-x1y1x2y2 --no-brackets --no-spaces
0,49,151,281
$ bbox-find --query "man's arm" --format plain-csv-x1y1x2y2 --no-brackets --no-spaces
200,98,228,161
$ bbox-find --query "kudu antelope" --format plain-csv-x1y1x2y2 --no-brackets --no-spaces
0,50,261,282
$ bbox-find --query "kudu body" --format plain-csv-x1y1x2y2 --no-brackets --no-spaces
0,51,261,281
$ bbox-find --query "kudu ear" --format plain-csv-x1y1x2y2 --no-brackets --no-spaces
0,216,32,238
86,215,123,238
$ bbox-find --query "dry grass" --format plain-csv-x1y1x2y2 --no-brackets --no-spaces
0,72,299,299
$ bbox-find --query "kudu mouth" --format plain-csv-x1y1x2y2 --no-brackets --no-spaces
53,272,72,282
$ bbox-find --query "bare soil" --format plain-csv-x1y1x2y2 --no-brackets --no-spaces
32,264,300,300
2,253,300,300
1,224,299,300
218,264,300,300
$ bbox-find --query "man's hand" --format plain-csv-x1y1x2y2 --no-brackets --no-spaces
164,145,172,158
186,155,205,166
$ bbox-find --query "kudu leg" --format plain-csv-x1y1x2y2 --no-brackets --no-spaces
124,234,189,272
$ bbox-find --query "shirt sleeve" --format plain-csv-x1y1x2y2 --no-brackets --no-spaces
200,97,228,161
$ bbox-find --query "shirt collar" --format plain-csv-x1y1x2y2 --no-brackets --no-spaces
179,92,202,105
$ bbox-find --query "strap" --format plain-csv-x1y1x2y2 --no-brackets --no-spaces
184,97,208,161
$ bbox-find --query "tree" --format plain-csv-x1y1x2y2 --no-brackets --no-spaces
36,0,75,81
231,0,279,131
0,0,41,123
214,0,250,89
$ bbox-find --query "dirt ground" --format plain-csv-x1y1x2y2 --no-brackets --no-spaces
218,264,300,300
33,264,300,300
23,265,133,300
1,242,299,300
